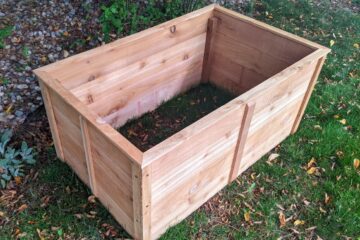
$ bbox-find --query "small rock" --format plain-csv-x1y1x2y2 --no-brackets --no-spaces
17,84,28,90
63,50,69,58
15,110,24,117
0,12,5,17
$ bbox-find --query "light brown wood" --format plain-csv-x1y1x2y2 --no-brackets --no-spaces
34,5,330,240
79,116,97,194
38,81,64,161
229,102,255,183
291,57,326,133
201,17,218,82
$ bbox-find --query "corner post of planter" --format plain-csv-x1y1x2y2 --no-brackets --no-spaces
229,102,256,183
201,16,219,83
291,56,326,134
79,116,98,195
132,163,152,240
38,80,65,162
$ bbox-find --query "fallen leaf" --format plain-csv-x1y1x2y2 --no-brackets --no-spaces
74,213,82,219
307,167,316,175
324,193,331,205
307,158,316,169
319,207,327,213
279,211,286,227
88,195,96,203
353,158,360,169
17,204,28,212
333,114,340,119
313,125,322,130
14,176,21,185
36,229,45,240
294,220,305,226
5,104,13,114
354,43,359,49
330,40,335,47
244,211,251,222
339,119,347,125
0,211,4,217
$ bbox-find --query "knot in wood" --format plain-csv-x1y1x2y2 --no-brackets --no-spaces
170,25,176,33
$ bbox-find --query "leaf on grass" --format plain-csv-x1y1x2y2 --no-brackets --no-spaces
17,204,28,212
353,158,359,169
333,114,340,119
330,40,335,47
294,220,305,226
36,229,45,240
307,158,316,169
244,211,251,222
88,195,96,203
324,193,331,205
339,119,347,125
307,167,316,175
279,211,286,227
313,125,322,130
354,43,359,49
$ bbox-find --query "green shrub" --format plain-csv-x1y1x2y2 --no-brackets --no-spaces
100,0,205,42
0,130,36,188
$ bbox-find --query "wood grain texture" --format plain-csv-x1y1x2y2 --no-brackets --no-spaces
38,81,64,161
229,102,255,183
201,17,218,82
291,57,326,133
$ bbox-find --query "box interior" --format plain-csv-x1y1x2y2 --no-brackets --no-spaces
46,7,315,151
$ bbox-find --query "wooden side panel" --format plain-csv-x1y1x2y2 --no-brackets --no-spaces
145,100,245,238
87,123,135,236
209,9,314,94
49,88,90,186
46,6,213,90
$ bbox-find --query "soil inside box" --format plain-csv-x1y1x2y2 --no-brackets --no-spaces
118,83,236,151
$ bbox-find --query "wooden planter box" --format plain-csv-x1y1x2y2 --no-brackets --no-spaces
34,4,329,240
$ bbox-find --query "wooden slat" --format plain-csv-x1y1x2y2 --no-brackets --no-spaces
79,116,97,195
229,102,255,183
38,81,64,161
201,17,218,82
291,57,325,133
132,164,152,240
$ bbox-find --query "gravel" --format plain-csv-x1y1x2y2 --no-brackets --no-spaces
0,0,103,129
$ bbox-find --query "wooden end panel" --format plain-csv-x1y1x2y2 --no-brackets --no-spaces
147,100,246,238
209,9,315,94
49,88,90,186
86,122,135,236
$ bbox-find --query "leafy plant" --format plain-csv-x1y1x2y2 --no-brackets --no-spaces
0,26,13,49
0,130,36,188
99,0,205,42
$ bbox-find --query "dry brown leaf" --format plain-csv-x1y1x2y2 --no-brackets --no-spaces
244,211,251,222
17,204,28,212
0,211,4,217
279,211,286,227
353,158,360,169
294,220,305,226
36,229,45,240
324,193,331,205
339,119,347,125
307,167,317,175
307,158,316,169
14,176,22,185
88,195,96,203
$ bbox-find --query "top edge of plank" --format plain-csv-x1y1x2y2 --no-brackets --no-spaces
34,69,144,165
214,5,331,53
34,4,216,75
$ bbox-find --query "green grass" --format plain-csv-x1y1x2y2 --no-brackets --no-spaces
1,1,359,239
0,26,12,49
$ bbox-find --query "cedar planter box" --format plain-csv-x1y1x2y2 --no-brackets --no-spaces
34,5,329,240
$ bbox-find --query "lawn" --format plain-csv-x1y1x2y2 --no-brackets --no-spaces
1,0,359,239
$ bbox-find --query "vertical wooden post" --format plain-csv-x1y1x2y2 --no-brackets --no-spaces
229,102,256,183
201,17,219,83
291,57,325,134
79,116,98,195
132,164,152,240
39,81,65,161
